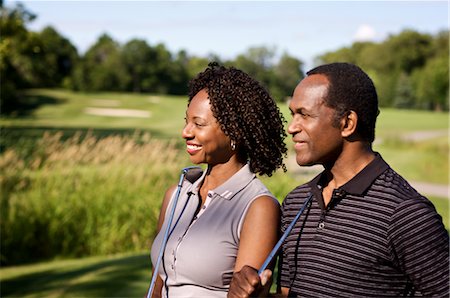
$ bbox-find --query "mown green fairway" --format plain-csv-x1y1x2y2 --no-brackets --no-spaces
3,89,448,138
1,89,188,139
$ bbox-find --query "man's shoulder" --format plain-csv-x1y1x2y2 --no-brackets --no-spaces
374,166,423,198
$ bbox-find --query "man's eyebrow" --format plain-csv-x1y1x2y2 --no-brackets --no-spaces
290,107,308,114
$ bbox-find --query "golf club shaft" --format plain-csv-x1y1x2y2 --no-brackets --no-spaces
258,194,313,275
146,168,189,298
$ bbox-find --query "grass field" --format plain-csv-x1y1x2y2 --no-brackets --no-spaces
0,89,448,297
0,252,151,297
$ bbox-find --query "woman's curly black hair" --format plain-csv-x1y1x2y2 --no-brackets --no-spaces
188,62,287,176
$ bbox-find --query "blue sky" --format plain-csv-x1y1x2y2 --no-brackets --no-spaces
9,1,449,70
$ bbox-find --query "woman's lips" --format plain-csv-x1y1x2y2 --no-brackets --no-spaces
186,143,202,154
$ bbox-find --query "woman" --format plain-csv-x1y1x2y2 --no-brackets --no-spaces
150,63,287,297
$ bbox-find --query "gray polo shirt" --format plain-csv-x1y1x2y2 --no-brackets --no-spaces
151,164,278,297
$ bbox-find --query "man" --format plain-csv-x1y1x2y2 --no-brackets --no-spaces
228,63,449,297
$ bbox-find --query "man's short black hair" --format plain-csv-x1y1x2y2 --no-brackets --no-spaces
307,62,379,143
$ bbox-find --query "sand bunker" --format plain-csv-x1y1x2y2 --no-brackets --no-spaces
84,107,151,118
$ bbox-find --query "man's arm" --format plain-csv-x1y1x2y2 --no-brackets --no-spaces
389,196,449,296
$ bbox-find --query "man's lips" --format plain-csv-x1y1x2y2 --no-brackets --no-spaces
293,139,307,150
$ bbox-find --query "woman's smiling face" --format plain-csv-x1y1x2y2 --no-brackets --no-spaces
182,89,233,165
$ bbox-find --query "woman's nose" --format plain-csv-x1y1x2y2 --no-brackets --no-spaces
182,123,193,139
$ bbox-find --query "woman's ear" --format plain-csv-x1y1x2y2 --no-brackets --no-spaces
341,110,357,138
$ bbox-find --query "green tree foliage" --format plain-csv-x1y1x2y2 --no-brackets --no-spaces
185,56,210,80
318,29,448,110
2,1,446,111
273,53,304,101
230,46,303,101
393,72,415,109
38,26,78,87
72,34,129,91
232,46,275,89
1,3,78,114
0,2,36,113
384,30,432,74
413,54,449,111
169,50,190,95
121,39,154,92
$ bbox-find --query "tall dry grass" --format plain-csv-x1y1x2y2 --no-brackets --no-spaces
0,131,188,265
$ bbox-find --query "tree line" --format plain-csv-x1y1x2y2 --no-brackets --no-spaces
318,30,449,111
1,2,448,115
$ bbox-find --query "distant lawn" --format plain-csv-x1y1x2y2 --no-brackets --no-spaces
376,108,448,135
374,135,448,184
2,89,448,138
0,89,187,139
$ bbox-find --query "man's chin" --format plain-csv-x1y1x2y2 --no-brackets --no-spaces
296,160,314,167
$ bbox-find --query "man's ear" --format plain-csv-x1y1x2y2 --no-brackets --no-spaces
341,110,357,138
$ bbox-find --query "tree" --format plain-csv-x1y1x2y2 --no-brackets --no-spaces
38,26,78,87
272,52,303,101
232,46,276,92
0,2,36,114
121,39,153,92
413,55,449,111
384,30,432,74
73,34,129,91
168,50,189,95
393,72,415,109
185,56,210,80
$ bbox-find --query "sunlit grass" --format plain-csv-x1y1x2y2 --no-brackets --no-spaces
0,89,187,139
1,132,190,265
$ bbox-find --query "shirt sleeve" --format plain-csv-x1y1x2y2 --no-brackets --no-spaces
388,195,449,296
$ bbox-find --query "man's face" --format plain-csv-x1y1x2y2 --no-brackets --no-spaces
287,74,344,167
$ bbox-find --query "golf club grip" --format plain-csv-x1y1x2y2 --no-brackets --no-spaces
257,194,313,275
185,168,203,183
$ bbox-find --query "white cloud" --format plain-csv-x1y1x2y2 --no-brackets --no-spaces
354,24,376,42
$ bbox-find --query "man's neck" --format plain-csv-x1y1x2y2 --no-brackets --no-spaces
322,144,375,206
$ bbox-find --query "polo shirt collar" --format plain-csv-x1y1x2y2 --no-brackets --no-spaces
193,163,256,200
309,153,389,196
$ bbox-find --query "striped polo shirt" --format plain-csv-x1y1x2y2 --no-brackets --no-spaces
278,154,449,297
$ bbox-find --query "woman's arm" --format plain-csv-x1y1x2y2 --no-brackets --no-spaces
229,195,280,298
234,195,280,272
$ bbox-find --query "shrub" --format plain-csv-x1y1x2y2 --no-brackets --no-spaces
0,131,188,265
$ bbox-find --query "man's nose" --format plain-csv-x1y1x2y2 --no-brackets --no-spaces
287,115,301,135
